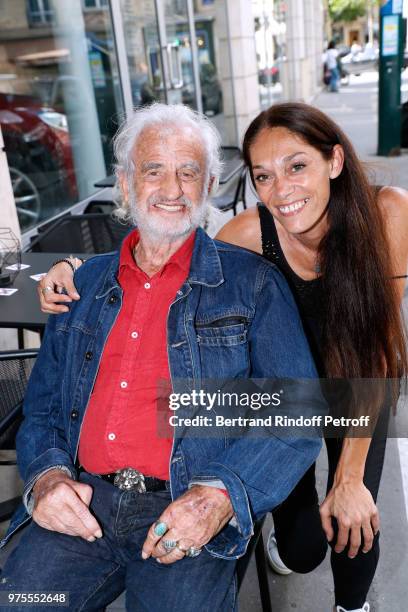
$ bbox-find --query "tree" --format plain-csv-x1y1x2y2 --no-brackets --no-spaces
328,0,366,23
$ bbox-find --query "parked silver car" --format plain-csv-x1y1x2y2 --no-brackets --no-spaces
341,47,379,76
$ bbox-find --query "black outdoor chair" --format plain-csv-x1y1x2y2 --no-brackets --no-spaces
0,349,38,522
27,213,131,254
83,199,117,215
212,166,247,217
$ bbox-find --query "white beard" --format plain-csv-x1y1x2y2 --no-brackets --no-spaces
128,184,209,244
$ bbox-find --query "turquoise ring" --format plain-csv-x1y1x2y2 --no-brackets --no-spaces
153,521,168,537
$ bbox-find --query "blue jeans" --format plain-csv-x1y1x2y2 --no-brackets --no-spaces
329,66,340,92
0,473,237,611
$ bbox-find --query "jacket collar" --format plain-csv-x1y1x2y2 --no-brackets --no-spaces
187,227,224,287
96,253,121,299
97,227,224,297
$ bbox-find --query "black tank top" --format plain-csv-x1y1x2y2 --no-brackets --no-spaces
257,203,326,375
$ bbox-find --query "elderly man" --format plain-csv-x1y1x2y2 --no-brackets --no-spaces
0,104,322,611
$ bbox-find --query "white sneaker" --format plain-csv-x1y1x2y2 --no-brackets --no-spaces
266,530,292,575
336,603,370,612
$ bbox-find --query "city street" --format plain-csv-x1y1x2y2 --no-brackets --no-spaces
315,70,408,190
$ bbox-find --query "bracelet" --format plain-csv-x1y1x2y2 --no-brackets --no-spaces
69,255,85,270
51,258,76,275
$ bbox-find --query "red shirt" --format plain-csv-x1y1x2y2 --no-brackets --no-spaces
78,229,195,480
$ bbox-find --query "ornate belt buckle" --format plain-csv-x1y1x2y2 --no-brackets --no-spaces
114,467,146,492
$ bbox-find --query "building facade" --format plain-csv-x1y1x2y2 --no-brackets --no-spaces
0,0,325,237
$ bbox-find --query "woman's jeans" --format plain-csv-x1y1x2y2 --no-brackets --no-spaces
329,67,340,92
0,473,237,612
272,405,389,609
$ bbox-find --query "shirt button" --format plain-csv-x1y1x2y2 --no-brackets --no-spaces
108,294,118,304
85,351,93,360
108,433,116,441
131,331,138,339
71,409,79,420
120,381,128,389
177,290,183,296
144,282,151,289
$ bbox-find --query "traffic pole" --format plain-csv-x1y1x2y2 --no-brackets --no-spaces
377,0,404,156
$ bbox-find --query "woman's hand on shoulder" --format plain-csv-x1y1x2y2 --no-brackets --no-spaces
215,207,262,254
38,260,81,314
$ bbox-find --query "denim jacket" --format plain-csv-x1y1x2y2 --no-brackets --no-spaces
2,229,323,559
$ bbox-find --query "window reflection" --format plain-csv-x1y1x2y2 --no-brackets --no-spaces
0,0,123,231
82,0,108,10
0,0,238,234
122,0,229,139
120,0,163,108
253,0,286,109
26,0,54,26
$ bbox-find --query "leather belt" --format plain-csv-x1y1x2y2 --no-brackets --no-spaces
83,467,167,493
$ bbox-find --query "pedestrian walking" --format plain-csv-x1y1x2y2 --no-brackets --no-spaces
326,41,340,92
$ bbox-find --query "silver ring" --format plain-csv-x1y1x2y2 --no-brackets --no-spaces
162,539,177,552
185,546,202,558
41,285,53,295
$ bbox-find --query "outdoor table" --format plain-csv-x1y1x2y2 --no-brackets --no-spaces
0,253,84,343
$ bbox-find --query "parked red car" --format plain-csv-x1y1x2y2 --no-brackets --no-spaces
258,65,280,86
0,91,77,231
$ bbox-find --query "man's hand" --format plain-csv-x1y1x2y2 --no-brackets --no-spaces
38,261,81,314
32,469,102,541
142,485,233,565
319,479,380,559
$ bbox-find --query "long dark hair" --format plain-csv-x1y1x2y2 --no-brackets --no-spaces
243,102,407,382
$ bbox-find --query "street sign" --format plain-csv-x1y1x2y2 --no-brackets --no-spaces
382,15,399,55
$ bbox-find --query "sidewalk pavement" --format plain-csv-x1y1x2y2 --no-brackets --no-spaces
313,70,408,191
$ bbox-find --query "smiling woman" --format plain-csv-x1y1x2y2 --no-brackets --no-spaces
249,125,344,246
216,102,408,612
220,102,407,381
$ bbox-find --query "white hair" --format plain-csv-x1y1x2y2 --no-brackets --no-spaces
112,103,222,222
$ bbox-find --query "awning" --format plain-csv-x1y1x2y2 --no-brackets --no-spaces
15,48,70,66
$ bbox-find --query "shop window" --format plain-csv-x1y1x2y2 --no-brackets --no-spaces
2,0,123,233
26,0,54,26
82,0,109,10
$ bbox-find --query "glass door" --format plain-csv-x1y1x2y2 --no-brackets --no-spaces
192,0,237,145
108,1,236,141
117,0,164,108
118,0,200,111
156,0,201,108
